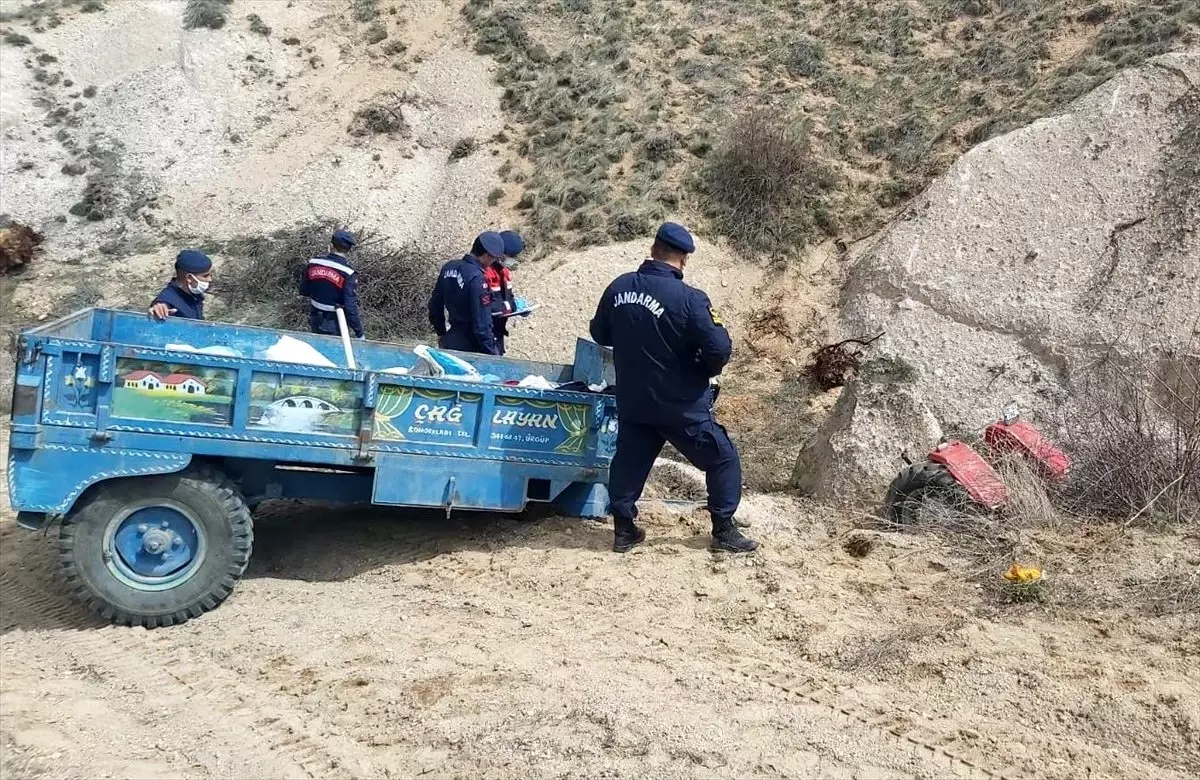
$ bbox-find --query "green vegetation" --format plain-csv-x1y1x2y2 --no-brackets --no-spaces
449,137,478,161
364,22,387,44
2,30,32,46
352,0,379,23
183,0,232,31
246,13,270,37
464,0,1199,256
699,109,834,258
347,94,412,138
112,389,231,425
0,0,104,24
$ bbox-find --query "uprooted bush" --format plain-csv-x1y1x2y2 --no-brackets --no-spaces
214,222,443,343
699,109,835,257
1062,345,1200,525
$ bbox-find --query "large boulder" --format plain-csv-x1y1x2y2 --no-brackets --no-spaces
792,356,943,499
842,52,1200,436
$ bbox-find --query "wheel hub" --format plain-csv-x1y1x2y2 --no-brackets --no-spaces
140,526,178,554
106,505,206,587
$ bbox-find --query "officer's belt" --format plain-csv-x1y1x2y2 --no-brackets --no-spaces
309,299,337,313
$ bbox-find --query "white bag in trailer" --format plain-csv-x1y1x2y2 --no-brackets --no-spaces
263,335,337,368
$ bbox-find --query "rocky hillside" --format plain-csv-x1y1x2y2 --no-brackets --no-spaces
794,52,1199,501
463,0,1199,254
1,0,1197,493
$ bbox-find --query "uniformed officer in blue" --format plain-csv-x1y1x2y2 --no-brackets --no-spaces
148,249,213,321
428,231,504,355
589,222,759,554
300,229,364,339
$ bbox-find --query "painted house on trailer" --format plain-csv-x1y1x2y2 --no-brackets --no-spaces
122,370,207,395
122,370,163,391
163,374,207,395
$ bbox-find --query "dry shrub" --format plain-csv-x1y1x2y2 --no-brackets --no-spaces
0,220,42,274
1063,344,1200,525
699,109,834,257
835,621,961,674
995,452,1061,528
347,95,413,138
183,0,232,30
214,222,443,342
1122,570,1200,617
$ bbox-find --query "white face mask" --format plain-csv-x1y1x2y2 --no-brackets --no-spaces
187,276,210,295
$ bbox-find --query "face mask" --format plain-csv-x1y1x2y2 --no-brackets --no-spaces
188,276,210,295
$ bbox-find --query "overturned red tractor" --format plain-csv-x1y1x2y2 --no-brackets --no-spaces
884,405,1071,524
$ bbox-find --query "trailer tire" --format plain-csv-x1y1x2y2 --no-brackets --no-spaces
59,466,253,628
884,461,968,526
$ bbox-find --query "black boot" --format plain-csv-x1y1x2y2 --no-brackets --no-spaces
710,516,759,553
612,517,646,553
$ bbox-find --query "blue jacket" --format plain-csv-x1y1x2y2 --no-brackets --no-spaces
589,260,731,425
428,255,498,355
151,280,205,320
299,252,363,337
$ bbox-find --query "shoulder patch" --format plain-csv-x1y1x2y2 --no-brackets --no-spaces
709,307,723,326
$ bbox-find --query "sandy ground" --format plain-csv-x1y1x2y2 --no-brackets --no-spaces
2,430,1197,780
2,4,1199,779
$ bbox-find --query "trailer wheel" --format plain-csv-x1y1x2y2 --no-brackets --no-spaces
884,461,969,526
59,466,253,627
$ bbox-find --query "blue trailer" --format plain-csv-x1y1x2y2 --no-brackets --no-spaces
6,308,617,627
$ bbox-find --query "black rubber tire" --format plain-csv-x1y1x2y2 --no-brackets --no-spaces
59,466,253,628
884,461,968,526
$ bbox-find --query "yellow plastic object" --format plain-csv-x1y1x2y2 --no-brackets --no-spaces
1002,563,1043,583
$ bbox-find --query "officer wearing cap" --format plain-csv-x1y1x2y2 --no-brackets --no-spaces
484,229,526,354
149,249,213,320
589,222,759,554
300,229,364,339
428,231,504,355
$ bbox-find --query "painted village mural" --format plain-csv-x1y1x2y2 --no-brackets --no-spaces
110,357,594,453
112,359,235,425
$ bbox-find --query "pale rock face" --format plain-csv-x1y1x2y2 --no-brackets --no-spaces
800,52,1200,497
792,356,944,499
843,52,1199,435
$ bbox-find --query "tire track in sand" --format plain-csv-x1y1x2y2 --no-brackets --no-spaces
0,563,366,779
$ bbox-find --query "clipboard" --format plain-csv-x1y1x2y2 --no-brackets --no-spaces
492,303,541,319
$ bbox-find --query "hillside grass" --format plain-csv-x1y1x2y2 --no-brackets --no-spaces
464,0,1199,257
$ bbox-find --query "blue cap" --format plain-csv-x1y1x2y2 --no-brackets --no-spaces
655,221,695,254
331,229,356,249
475,231,505,258
500,230,525,258
174,249,212,274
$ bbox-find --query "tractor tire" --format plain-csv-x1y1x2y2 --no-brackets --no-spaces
884,461,969,526
59,466,253,628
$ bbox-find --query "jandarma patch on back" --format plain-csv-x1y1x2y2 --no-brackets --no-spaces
613,291,664,317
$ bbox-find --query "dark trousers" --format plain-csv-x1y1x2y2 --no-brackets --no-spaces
440,327,487,354
309,309,338,336
492,320,507,355
607,416,742,524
